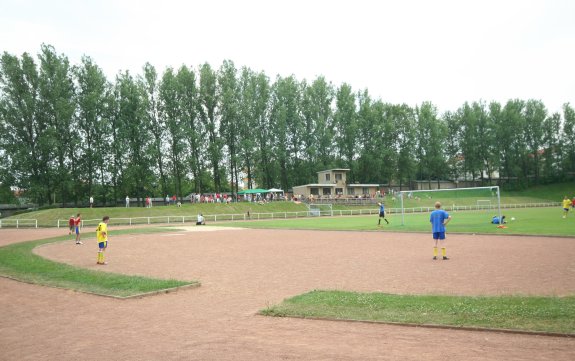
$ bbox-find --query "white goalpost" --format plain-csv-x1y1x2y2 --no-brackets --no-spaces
307,204,333,217
398,186,501,226
476,199,492,210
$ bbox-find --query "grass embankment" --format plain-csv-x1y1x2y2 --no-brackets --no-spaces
0,227,199,298
221,207,575,237
4,182,573,227
382,182,571,209
261,290,575,335
6,202,309,227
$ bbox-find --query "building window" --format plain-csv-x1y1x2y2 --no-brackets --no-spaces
335,188,343,195
362,187,369,195
335,173,342,181
310,188,319,196
325,174,331,181
347,188,355,195
322,188,331,195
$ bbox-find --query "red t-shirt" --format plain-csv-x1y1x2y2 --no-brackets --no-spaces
68,218,74,227
74,217,81,226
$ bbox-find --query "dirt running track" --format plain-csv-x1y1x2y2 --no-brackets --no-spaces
1,226,574,361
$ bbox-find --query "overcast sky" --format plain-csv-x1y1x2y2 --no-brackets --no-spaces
1,0,574,114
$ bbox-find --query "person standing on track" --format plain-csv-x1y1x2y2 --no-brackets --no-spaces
68,215,75,235
96,216,110,265
74,213,82,245
430,202,451,260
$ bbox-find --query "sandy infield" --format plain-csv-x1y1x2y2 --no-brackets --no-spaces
1,226,574,360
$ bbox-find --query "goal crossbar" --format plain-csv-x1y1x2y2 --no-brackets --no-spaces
307,203,333,217
398,186,501,226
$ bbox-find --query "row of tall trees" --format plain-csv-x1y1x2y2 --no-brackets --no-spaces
1,45,574,206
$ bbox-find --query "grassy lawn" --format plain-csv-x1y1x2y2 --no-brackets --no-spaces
261,290,575,335
4,201,309,227
0,227,199,298
220,207,575,237
3,182,573,227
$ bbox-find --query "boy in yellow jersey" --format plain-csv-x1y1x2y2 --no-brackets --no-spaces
96,216,110,265
562,196,572,218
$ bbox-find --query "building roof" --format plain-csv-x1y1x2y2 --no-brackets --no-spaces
293,183,379,187
317,168,350,173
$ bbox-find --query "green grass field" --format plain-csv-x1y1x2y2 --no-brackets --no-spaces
0,228,199,298
261,290,575,335
3,201,309,227
3,182,572,228
219,207,574,237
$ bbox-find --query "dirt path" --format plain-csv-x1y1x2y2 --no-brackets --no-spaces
1,227,574,360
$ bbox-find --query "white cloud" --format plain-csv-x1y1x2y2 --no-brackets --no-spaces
1,0,573,113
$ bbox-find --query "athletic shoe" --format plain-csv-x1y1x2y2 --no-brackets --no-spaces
76,241,83,245
443,256,449,260
96,262,107,265
385,219,389,224
432,256,437,260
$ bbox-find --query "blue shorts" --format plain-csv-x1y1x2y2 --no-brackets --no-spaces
75,226,80,235
379,211,385,217
98,241,107,249
433,232,446,240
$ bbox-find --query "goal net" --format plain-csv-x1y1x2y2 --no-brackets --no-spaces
308,203,333,217
397,186,501,226
476,199,492,210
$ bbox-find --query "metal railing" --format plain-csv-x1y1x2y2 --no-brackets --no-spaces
0,219,38,228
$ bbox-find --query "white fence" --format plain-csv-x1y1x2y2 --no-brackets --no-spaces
1,202,562,229
0,219,38,228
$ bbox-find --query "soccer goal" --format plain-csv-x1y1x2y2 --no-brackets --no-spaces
307,203,333,217
397,186,501,226
476,199,492,210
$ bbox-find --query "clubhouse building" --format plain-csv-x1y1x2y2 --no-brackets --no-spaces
291,169,380,199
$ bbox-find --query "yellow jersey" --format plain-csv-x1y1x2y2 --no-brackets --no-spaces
563,199,572,209
96,222,108,242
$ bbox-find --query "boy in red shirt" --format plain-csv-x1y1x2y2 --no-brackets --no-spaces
68,216,75,235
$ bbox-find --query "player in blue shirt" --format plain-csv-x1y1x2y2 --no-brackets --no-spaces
430,201,452,260
377,202,389,226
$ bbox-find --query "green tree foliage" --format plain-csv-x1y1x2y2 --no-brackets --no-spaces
141,63,168,197
114,71,149,205
160,67,187,200
0,51,48,203
176,65,203,193
415,102,446,188
394,104,417,189
562,103,575,176
1,44,573,205
334,84,357,180
37,45,76,204
73,55,110,204
218,60,240,194
300,77,335,182
198,63,223,192
269,75,302,191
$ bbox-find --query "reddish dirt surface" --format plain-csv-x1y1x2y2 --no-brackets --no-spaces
1,227,575,360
